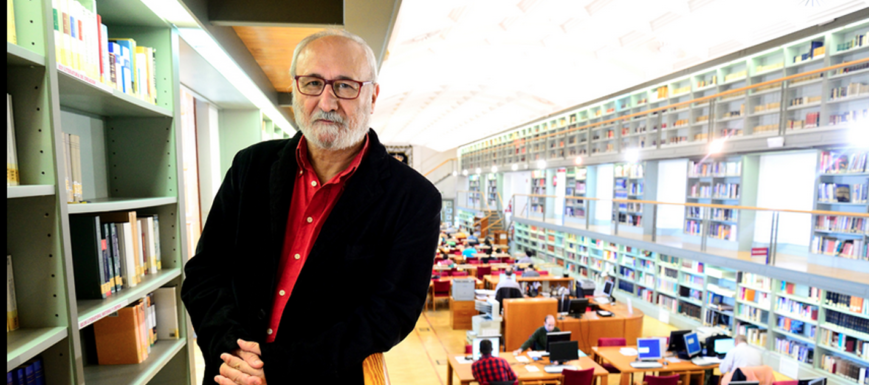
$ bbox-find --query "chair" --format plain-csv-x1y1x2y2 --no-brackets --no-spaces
467,257,480,265
598,338,626,374
453,271,469,277
430,280,451,311
721,366,775,385
499,257,512,263
642,374,681,385
562,367,595,385
495,287,524,313
476,266,492,279
465,345,472,354
539,271,549,276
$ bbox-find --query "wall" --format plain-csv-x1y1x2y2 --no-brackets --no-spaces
218,109,262,177
504,171,532,219
196,100,222,221
411,144,457,198
656,159,688,231
60,110,108,200
595,164,614,223
752,151,817,247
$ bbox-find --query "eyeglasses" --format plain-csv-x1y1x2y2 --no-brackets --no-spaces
294,75,373,100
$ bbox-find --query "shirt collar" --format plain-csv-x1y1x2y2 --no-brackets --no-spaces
296,133,370,185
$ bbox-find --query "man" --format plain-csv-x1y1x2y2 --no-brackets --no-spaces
181,30,441,384
462,241,478,259
516,250,533,264
719,335,763,374
494,267,522,293
513,315,560,355
472,339,517,385
522,265,541,278
483,237,494,255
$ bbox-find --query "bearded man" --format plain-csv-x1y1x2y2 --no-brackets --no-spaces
182,30,441,384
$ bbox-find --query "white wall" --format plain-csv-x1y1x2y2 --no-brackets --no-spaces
411,144,458,198
196,100,222,221
595,164,614,222
752,151,817,246
504,171,532,216
656,159,688,230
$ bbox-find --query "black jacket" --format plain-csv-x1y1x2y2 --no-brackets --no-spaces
181,130,441,383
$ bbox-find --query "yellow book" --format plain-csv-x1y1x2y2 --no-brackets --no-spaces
7,0,17,44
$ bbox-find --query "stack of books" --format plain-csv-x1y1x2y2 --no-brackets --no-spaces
819,354,868,384
793,41,825,63
7,357,45,385
775,336,814,363
820,151,868,173
92,287,179,365
836,32,868,52
825,292,868,315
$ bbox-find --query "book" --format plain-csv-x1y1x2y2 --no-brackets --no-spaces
7,94,19,186
7,255,19,332
52,0,62,66
116,222,138,287
102,223,121,293
93,304,146,364
7,0,16,44
108,223,124,291
25,358,45,385
100,211,142,284
109,38,137,94
69,215,110,299
137,218,149,274
154,287,179,340
141,216,157,274
70,133,83,202
152,215,162,270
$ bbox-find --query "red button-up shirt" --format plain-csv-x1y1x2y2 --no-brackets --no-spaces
266,134,369,342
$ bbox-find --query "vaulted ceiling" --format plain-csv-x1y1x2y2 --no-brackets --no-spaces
370,0,869,152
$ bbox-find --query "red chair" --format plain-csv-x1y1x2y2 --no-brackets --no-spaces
430,280,451,311
539,271,549,276
642,374,680,385
562,367,595,385
598,338,626,373
467,257,480,264
490,269,502,276
476,266,492,279
465,345,473,354
499,257,512,263
452,271,469,277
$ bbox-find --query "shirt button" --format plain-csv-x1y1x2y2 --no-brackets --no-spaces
299,170,303,175
307,217,313,223
279,290,286,296
267,328,273,335
311,181,317,187
294,254,301,260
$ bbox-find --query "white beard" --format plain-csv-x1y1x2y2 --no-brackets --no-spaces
294,95,371,150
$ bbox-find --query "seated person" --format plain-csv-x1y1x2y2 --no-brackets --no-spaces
467,233,479,244
516,250,534,264
436,253,454,266
512,315,560,355
719,335,763,374
472,340,517,385
494,267,522,293
483,238,494,255
479,253,495,265
461,242,478,259
522,264,541,277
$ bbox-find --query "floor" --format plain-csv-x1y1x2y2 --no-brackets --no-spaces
192,307,792,385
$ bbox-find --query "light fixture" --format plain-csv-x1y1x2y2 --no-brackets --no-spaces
850,126,869,148
452,170,458,177
574,156,583,165
511,164,519,171
709,139,725,154
462,170,468,176
475,168,482,174
523,163,528,169
491,166,498,173
624,149,640,163
536,159,547,169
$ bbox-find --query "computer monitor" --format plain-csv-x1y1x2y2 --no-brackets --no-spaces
683,332,702,359
637,337,663,361
569,298,589,318
603,280,615,297
714,338,735,355
472,337,500,361
549,340,580,364
798,378,826,385
546,331,572,352
668,330,691,353
557,295,571,314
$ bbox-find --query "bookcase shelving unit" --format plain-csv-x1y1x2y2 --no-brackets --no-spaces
613,161,658,235
530,170,546,216
7,0,196,383
486,173,499,210
564,166,596,222
468,174,481,208
441,198,454,228
456,209,476,235
812,149,869,261
511,217,869,385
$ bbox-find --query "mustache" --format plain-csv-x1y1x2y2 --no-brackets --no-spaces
311,111,345,125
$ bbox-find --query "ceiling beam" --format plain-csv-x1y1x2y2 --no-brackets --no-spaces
207,0,343,27
277,92,293,107
345,0,403,71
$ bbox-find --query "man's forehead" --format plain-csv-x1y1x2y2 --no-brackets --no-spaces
296,36,368,76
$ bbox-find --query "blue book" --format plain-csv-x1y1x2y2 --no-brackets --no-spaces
7,372,13,385
23,363,34,385
13,368,25,385
31,358,45,385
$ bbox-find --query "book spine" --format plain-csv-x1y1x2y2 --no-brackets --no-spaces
7,255,19,332
99,20,108,85
70,133,83,202
52,0,61,65
152,215,161,270
109,223,123,291
101,223,114,297
7,94,19,186
7,0,16,44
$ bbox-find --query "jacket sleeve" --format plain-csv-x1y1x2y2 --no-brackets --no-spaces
181,151,258,373
521,327,540,351
259,190,441,382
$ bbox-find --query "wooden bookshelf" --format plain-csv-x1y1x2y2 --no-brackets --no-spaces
6,0,194,383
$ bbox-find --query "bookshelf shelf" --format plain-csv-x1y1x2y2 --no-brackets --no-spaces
57,70,173,118
6,185,55,199
735,315,768,327
66,197,178,215
821,304,869,320
788,55,826,67
6,327,69,372
822,323,869,343
773,310,819,325
829,67,869,79
82,338,187,385
773,328,816,346
817,344,869,364
7,42,45,67
787,102,823,110
788,78,825,87
778,292,820,305
749,109,781,117
750,88,783,97
76,268,182,329
827,93,869,104
831,44,869,57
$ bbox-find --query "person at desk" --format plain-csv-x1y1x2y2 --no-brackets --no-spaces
516,250,533,265
719,335,763,374
436,252,455,266
462,242,478,259
472,340,517,385
512,315,560,355
483,238,494,255
522,265,540,277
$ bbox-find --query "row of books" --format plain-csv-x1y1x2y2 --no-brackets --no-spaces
831,82,869,100
739,272,773,290
818,183,866,204
825,292,868,315
7,256,19,332
684,220,702,236
740,287,773,307
61,133,84,203
7,357,46,385
827,310,869,336
51,0,158,104
778,315,816,336
614,163,644,178
811,237,867,260
815,215,869,235
680,301,702,320
688,161,742,177
70,212,162,300
739,323,768,347
775,336,814,364
738,303,767,322
781,281,823,302
794,41,825,64
789,112,821,130
820,151,868,174
92,288,179,365
819,354,868,385
7,94,19,186
776,297,820,321
830,109,869,126
658,294,678,312
819,327,868,360
790,95,822,106
833,63,869,76
754,102,781,113
680,286,704,302
836,33,869,52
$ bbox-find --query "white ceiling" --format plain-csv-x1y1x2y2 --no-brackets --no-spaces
372,0,869,152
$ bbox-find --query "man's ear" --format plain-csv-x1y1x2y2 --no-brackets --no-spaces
370,83,380,114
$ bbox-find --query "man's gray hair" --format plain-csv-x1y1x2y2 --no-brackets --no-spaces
289,29,379,83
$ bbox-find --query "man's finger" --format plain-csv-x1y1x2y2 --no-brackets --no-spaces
236,349,264,369
219,363,250,385
237,339,263,356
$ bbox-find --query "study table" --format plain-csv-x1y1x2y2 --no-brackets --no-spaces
446,351,608,385
592,346,716,385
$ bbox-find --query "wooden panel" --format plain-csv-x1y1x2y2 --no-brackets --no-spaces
503,298,558,351
555,302,644,353
232,26,325,93
449,299,476,330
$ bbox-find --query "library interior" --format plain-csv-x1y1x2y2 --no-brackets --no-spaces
6,0,869,384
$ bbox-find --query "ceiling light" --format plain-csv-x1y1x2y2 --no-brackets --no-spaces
475,168,482,174
462,170,468,176
536,160,547,169
709,139,725,154
491,166,498,173
574,156,583,165
624,149,640,163
452,170,458,177
850,126,869,149
511,164,519,171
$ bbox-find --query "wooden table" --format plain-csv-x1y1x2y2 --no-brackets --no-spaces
446,352,608,385
556,302,644,354
592,346,716,385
